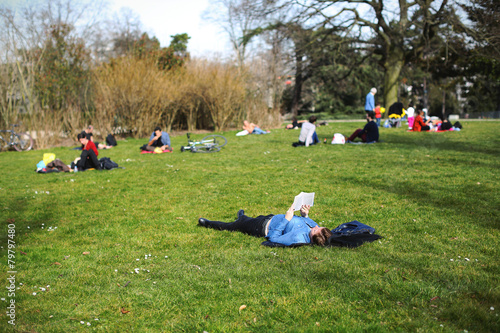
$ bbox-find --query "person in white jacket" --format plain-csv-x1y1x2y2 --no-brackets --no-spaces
293,116,318,147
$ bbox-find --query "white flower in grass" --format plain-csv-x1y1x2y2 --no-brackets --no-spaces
80,321,84,324
87,322,91,326
32,292,36,296
95,318,99,320
465,258,470,261
115,269,118,272
40,288,46,291
450,259,454,261
1,298,5,301
136,259,140,261
491,307,495,311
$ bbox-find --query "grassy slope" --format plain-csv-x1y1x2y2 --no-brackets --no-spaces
0,121,499,332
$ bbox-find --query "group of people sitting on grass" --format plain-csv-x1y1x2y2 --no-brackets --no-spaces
292,112,380,146
73,125,118,171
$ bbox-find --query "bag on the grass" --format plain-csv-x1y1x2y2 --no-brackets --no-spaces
331,133,345,144
99,157,119,170
106,134,117,146
453,121,462,129
46,159,71,172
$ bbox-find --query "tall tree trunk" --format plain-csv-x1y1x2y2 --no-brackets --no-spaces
382,48,405,110
291,50,303,117
442,89,446,118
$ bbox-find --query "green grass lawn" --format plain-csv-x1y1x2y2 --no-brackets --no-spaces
1,121,499,332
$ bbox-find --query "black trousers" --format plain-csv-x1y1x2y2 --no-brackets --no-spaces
202,214,274,238
77,150,100,170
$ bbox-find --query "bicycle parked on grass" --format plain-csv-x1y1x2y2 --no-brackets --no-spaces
180,133,227,153
0,124,33,152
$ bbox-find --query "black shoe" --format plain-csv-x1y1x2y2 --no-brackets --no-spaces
198,218,208,227
237,210,245,219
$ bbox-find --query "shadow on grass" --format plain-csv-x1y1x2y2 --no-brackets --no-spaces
338,175,500,231
382,131,500,158
0,192,58,246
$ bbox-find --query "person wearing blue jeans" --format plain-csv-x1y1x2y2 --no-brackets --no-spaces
198,203,332,246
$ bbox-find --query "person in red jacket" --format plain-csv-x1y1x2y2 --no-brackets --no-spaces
412,110,431,132
76,132,101,170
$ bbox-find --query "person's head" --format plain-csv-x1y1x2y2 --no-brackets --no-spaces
310,226,333,246
84,125,93,134
309,115,317,124
366,111,375,121
370,87,377,95
77,132,88,145
154,126,162,136
417,109,424,116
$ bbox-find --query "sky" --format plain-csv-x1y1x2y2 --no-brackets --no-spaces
109,0,230,57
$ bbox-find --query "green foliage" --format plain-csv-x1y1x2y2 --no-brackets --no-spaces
132,33,190,71
30,23,91,110
0,121,499,332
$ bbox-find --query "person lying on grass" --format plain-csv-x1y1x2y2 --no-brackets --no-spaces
198,203,333,246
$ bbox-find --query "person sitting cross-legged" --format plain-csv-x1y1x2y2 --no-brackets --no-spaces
76,132,101,171
347,111,379,143
142,126,172,152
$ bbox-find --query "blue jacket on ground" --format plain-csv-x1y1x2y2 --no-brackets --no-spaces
365,92,375,111
266,214,318,246
149,131,171,147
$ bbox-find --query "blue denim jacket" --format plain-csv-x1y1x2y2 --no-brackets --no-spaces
365,92,375,111
149,131,171,147
266,214,318,246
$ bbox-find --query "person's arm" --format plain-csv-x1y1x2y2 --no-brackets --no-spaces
161,132,171,147
300,205,310,218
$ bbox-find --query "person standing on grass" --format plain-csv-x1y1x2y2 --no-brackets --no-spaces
293,115,319,147
374,104,383,127
198,203,333,246
76,132,101,171
365,87,377,115
142,126,172,152
346,111,379,143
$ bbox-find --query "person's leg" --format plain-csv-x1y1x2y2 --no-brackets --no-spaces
85,150,101,170
200,214,273,237
376,118,381,127
145,145,156,151
347,129,362,142
77,151,88,170
253,127,265,134
360,133,368,142
421,125,430,131
312,131,319,144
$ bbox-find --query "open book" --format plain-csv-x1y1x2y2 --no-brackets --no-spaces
292,192,315,211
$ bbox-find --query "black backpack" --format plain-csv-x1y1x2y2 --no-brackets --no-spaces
106,134,117,146
453,121,462,129
99,157,119,170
